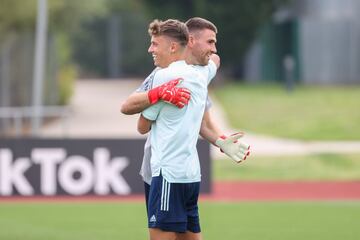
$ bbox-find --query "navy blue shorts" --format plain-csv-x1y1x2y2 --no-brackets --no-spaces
144,182,150,216
147,174,201,233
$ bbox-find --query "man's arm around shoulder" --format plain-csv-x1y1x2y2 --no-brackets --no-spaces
121,92,150,115
121,78,190,115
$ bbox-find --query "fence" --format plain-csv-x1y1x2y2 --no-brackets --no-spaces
0,31,60,136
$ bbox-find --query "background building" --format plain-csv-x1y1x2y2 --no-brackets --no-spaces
244,0,360,84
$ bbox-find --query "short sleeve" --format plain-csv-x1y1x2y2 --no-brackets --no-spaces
135,80,150,92
205,95,212,110
142,102,165,121
135,68,160,92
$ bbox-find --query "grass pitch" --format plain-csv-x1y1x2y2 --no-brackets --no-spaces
0,201,359,240
213,83,360,140
214,153,360,181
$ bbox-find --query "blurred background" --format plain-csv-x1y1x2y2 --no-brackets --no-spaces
0,0,359,137
0,0,360,239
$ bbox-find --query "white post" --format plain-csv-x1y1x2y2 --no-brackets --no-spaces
31,0,48,135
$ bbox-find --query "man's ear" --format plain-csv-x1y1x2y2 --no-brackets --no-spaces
188,35,195,47
170,42,178,53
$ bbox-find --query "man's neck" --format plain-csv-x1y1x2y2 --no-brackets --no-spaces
166,52,186,66
184,48,196,65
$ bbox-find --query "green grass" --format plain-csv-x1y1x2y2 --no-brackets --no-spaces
0,202,359,240
213,153,360,181
0,203,148,240
201,202,360,240
212,83,360,140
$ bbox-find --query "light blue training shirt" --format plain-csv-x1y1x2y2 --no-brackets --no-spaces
136,67,213,185
142,60,217,183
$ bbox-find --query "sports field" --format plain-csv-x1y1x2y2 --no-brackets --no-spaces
1,153,359,240
214,153,360,181
0,201,359,240
213,83,360,140
2,84,359,239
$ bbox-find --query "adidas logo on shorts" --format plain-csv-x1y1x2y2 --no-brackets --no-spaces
150,215,156,222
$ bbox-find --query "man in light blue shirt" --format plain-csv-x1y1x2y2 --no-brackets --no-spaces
137,18,222,240
140,59,217,183
123,17,250,240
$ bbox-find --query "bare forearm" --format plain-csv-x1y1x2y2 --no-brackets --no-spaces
121,92,151,115
137,114,152,134
200,111,223,145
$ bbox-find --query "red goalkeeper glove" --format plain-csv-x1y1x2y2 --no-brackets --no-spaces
215,132,251,163
148,78,191,108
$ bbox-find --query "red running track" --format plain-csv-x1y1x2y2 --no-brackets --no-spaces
201,181,360,201
1,181,360,202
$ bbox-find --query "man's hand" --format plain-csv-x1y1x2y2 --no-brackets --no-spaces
215,132,251,163
148,78,191,108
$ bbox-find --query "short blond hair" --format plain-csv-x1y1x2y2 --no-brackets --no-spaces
148,19,189,47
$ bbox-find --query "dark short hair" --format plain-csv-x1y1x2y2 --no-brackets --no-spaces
185,17,218,34
148,19,189,47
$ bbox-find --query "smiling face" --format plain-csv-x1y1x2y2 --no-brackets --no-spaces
190,29,217,66
148,35,173,68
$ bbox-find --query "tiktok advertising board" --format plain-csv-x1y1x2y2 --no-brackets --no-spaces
0,139,211,197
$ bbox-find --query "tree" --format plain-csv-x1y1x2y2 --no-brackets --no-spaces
0,0,106,105
0,0,106,35
71,0,153,77
0,0,37,35
143,0,289,75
